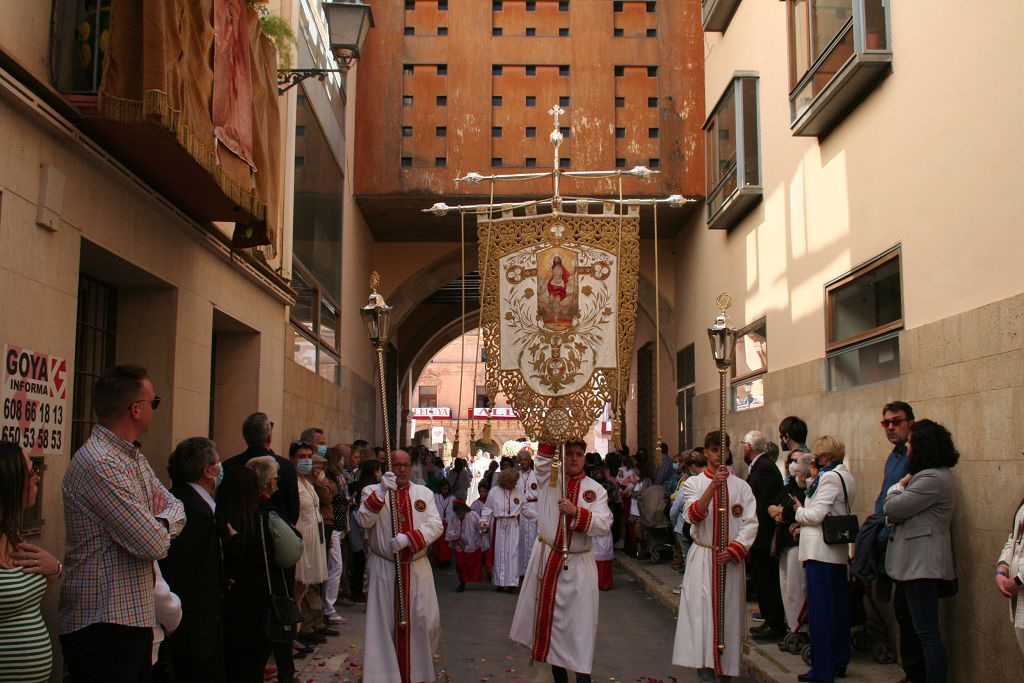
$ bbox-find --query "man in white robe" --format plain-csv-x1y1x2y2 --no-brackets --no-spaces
510,441,612,683
517,448,540,577
357,449,443,683
672,433,757,682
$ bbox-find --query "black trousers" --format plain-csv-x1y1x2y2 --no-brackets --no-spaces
749,547,787,631
894,582,926,683
61,622,153,683
552,665,591,683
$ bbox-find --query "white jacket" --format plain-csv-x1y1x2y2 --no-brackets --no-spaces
796,463,856,565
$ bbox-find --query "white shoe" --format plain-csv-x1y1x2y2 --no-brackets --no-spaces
672,587,682,595
325,613,347,625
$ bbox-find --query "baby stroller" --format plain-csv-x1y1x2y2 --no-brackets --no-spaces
786,574,896,667
635,483,675,563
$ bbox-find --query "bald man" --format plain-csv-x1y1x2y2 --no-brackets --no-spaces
357,450,443,683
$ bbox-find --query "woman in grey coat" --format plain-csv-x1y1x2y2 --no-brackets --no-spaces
883,419,959,683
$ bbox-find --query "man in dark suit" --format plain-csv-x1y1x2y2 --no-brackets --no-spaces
223,412,299,525
159,437,226,681
744,430,788,641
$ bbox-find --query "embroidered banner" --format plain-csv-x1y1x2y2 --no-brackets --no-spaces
478,209,639,442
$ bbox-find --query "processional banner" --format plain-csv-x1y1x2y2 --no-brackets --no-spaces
478,209,640,443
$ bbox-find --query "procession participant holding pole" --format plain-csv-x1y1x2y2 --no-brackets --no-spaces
672,431,757,682
357,449,443,683
510,440,612,683
517,448,541,579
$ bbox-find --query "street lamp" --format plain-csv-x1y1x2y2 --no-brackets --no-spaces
278,0,374,94
706,292,737,660
359,272,408,626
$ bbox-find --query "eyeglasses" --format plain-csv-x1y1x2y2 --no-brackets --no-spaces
131,396,161,411
880,416,908,428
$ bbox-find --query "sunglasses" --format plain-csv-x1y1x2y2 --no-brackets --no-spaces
880,416,908,428
131,396,161,411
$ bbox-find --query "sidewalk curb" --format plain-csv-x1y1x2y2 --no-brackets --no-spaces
614,552,783,682
613,552,905,683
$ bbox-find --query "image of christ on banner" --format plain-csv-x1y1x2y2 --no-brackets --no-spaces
538,247,578,328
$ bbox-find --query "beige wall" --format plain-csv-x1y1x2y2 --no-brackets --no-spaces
672,1,1024,679
1,83,288,681
684,0,1024,392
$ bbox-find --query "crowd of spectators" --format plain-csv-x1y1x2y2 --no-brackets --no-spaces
4,363,1024,683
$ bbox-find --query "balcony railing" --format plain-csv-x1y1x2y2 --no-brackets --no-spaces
50,0,283,247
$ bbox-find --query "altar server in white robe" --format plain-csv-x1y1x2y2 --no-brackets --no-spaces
357,449,443,683
517,448,541,577
481,468,536,590
672,432,757,682
510,441,613,682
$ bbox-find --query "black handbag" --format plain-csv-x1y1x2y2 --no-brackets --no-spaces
822,471,859,545
260,516,303,644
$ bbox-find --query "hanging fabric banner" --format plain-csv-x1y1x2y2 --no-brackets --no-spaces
478,208,640,443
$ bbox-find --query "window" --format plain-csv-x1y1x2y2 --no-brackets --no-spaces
702,0,742,32
419,386,438,408
435,157,447,167
704,73,761,229
525,96,536,107
676,344,695,453
731,319,766,412
787,0,892,136
825,247,902,391
525,157,537,167
293,90,343,302
475,385,489,409
403,96,413,106
492,126,503,137
436,126,447,137
437,95,447,106
72,274,117,454
438,26,448,35
402,126,413,137
290,263,341,384
525,126,536,137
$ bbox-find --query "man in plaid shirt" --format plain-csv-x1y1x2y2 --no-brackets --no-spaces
59,364,186,682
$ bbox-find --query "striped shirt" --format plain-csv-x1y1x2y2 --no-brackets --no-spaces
0,568,51,682
58,425,186,634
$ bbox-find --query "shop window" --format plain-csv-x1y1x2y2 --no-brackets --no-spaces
704,73,761,229
703,0,742,33
787,0,892,136
731,318,766,412
419,386,438,408
825,247,902,391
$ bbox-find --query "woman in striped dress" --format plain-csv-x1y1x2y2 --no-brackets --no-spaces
0,441,63,682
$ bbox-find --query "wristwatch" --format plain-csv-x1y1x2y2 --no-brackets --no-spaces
1015,576,1022,587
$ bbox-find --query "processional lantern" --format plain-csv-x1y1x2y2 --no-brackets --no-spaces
359,272,406,626
706,292,737,667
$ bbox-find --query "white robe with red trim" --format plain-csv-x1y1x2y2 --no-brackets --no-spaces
672,470,757,678
481,487,537,587
509,453,613,674
358,483,443,683
517,468,540,575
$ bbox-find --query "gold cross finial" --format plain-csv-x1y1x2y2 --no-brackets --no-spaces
715,291,732,313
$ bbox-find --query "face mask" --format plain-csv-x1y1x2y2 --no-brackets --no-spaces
297,457,313,475
316,444,327,457
672,462,681,471
214,464,224,488
788,462,800,478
